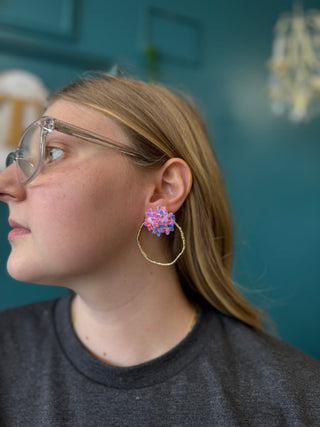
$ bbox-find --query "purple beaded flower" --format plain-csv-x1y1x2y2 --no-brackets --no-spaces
144,206,175,237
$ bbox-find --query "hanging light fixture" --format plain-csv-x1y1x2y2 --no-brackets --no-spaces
268,1,320,122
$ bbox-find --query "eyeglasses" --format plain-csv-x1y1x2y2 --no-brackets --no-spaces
5,116,148,185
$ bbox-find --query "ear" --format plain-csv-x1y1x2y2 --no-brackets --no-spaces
148,158,192,213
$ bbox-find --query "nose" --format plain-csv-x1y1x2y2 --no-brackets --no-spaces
0,163,26,203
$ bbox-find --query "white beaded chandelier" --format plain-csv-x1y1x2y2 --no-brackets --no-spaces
268,1,320,122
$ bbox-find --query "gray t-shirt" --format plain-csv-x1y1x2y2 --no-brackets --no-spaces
0,294,319,426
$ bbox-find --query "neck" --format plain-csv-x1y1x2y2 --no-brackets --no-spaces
70,265,197,367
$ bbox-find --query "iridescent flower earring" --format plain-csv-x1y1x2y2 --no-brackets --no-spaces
136,205,185,266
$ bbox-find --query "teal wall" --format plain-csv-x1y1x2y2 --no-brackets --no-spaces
0,0,319,359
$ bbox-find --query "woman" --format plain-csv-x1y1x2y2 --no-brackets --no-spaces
0,73,319,426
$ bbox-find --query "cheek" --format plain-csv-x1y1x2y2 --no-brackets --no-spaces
30,165,145,262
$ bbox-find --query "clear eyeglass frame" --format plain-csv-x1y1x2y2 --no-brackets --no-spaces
5,116,148,185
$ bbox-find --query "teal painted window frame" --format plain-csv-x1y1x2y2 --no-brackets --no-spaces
0,0,76,39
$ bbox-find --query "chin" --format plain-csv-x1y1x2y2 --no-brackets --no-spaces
7,257,54,286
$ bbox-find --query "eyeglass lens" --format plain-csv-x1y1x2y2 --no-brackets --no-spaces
16,125,42,184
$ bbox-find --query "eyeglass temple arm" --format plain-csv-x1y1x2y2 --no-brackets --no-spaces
54,122,147,160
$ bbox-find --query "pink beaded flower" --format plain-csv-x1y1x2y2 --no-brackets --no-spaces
144,206,175,237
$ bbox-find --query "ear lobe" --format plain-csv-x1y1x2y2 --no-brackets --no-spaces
148,158,192,213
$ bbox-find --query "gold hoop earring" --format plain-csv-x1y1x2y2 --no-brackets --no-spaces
136,206,186,266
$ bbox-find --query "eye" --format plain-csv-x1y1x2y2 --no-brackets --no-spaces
45,147,65,163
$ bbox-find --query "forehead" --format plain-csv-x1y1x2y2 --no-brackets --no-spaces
45,99,130,143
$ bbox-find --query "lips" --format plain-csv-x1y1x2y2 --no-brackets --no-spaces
8,219,31,241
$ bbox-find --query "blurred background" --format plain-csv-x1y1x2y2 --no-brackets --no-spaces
0,0,319,359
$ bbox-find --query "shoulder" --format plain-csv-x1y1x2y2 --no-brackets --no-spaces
0,298,57,325
206,307,320,378
197,305,320,418
217,311,320,371
0,298,59,352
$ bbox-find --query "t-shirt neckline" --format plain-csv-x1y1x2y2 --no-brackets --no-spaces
54,293,210,390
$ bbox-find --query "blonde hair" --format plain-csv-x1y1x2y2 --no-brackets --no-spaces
50,74,264,330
